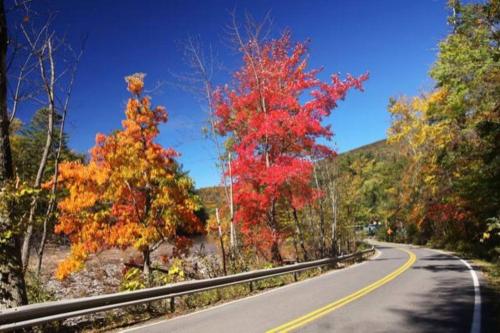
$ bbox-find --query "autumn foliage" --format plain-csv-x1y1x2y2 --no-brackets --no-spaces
53,74,202,279
213,32,367,261
385,0,500,253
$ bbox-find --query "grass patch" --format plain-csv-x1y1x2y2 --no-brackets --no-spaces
470,259,500,331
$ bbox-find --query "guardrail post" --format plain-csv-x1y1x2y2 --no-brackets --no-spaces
170,297,175,313
293,271,298,282
249,281,254,293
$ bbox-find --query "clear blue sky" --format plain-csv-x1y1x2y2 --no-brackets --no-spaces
24,0,452,188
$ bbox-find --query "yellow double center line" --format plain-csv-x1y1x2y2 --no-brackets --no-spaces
266,248,417,333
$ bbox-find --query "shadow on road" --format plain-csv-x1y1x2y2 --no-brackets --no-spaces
388,252,497,333
412,263,469,273
389,273,473,332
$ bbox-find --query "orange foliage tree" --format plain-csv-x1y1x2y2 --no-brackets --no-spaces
52,73,203,280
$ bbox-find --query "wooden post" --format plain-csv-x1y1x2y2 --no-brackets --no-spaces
170,297,175,313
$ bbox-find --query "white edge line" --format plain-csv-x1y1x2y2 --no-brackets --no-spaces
120,249,381,332
360,241,480,333
427,248,481,333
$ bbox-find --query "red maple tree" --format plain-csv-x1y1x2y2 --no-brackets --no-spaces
213,32,368,262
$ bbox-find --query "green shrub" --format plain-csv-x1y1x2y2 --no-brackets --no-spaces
120,267,145,291
26,271,55,304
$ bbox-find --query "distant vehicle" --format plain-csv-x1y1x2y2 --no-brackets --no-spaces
365,223,380,236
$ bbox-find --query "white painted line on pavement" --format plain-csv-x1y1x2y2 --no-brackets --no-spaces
458,258,481,333
429,248,481,333
370,240,481,333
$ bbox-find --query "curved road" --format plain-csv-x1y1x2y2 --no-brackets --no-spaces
123,242,484,333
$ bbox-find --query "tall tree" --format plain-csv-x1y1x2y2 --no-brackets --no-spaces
429,0,499,228
213,32,367,262
0,0,27,309
387,0,499,254
18,26,56,272
53,74,203,281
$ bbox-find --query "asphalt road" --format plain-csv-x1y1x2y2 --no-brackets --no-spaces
122,242,484,333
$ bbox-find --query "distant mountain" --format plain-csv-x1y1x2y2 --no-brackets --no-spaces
197,186,226,212
339,139,387,155
197,139,399,209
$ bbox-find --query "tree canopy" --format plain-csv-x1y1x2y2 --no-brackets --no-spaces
53,74,203,279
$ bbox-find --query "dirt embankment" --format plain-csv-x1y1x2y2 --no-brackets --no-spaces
31,236,218,301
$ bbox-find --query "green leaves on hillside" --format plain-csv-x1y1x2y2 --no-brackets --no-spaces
387,0,499,258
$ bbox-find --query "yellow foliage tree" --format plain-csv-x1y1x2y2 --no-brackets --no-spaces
388,89,470,237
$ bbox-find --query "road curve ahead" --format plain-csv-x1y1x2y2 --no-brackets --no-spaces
122,242,482,333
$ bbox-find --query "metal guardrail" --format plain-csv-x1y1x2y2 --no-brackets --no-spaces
0,246,375,331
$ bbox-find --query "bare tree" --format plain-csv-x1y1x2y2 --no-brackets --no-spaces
5,3,85,273
36,43,83,276
20,29,55,273
0,0,27,309
176,36,238,268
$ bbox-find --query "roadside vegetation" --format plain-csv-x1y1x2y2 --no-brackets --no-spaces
378,0,499,263
369,1,499,260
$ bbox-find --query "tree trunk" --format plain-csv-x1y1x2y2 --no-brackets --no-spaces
326,161,338,257
229,219,236,252
291,207,308,261
227,152,237,256
270,240,282,264
0,1,28,308
267,200,282,264
292,235,299,262
0,1,11,182
0,231,28,309
36,198,55,276
313,165,326,257
215,208,227,275
330,187,338,256
142,248,151,286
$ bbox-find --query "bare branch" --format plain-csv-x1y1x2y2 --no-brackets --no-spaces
8,50,32,121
